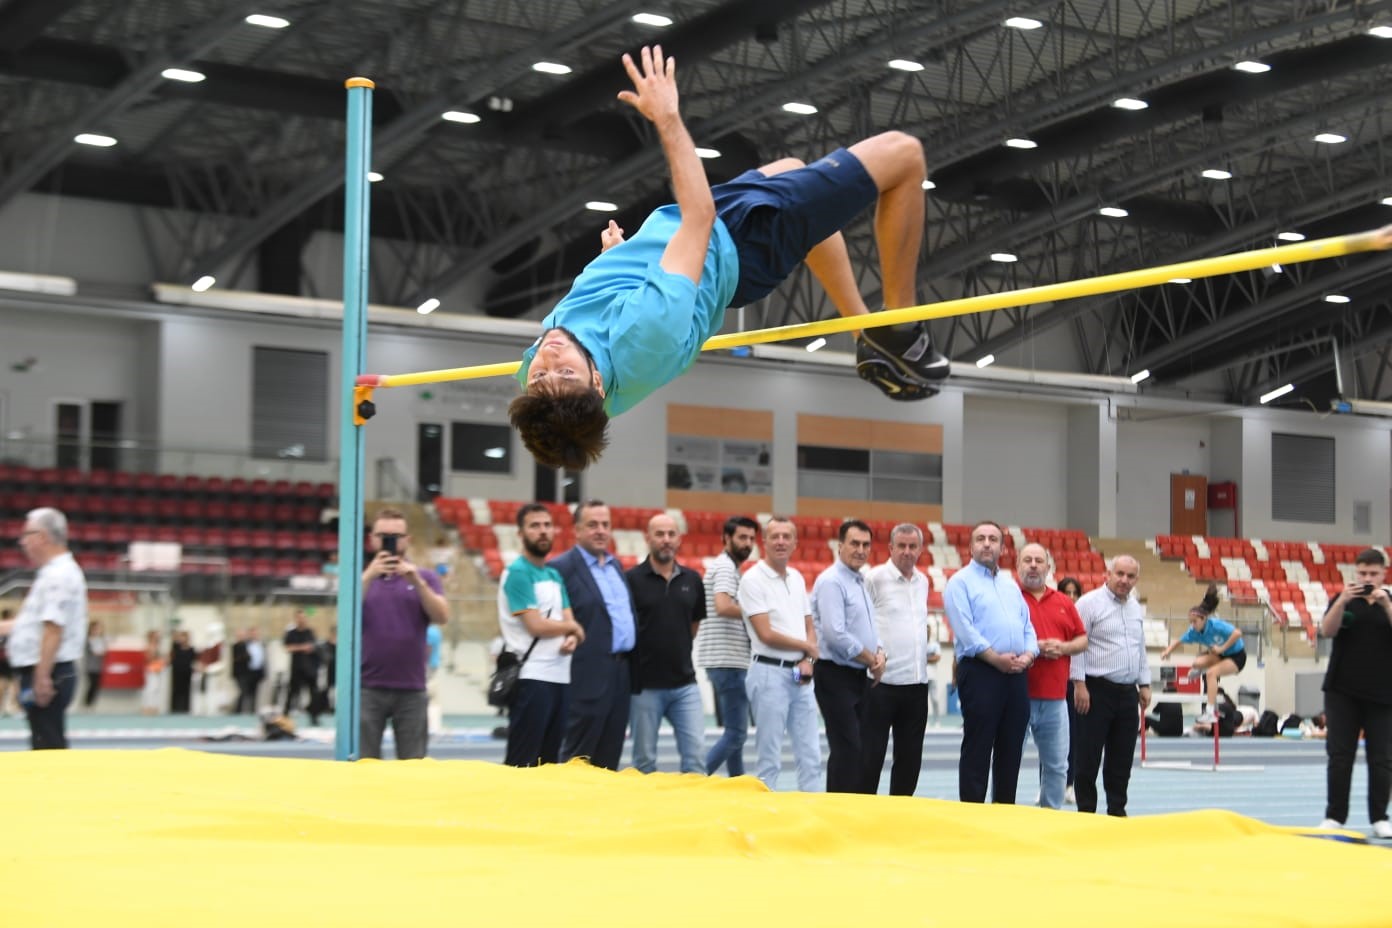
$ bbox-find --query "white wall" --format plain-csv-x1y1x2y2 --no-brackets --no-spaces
961,395,1070,528
1114,414,1212,537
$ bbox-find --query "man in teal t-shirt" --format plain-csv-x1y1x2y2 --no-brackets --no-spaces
509,45,949,471
497,504,586,767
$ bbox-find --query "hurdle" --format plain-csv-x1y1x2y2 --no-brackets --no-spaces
354,225,1392,390
1140,690,1264,772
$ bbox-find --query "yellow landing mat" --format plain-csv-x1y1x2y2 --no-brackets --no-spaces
3,749,1388,927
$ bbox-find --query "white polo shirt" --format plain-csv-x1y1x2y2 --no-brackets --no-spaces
867,562,931,686
8,551,88,667
738,560,811,662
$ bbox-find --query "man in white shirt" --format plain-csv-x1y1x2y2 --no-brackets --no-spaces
863,523,934,795
739,517,821,791
0,508,87,749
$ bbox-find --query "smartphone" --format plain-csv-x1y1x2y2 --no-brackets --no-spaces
381,533,399,556
1361,583,1375,596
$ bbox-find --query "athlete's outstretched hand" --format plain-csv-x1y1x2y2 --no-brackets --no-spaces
600,219,625,252
617,45,679,126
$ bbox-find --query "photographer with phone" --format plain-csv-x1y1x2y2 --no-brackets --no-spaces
360,507,450,759
1318,548,1392,838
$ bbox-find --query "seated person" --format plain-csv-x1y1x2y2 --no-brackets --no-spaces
1160,584,1245,725
1301,711,1328,739
509,45,949,471
1191,689,1251,737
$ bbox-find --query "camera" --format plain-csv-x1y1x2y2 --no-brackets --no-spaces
381,533,401,555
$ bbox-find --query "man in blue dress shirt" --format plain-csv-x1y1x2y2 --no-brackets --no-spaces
811,520,884,793
943,520,1038,803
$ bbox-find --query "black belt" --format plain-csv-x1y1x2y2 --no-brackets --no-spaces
610,651,631,661
1085,675,1142,689
753,654,800,669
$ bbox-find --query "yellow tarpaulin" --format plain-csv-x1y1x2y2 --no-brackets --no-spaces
2,749,1387,926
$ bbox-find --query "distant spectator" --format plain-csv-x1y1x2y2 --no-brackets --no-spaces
141,630,164,716
83,620,107,708
169,629,196,714
230,627,265,714
0,608,16,716
283,609,322,726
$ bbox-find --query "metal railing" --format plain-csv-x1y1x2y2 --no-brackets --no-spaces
1,435,338,481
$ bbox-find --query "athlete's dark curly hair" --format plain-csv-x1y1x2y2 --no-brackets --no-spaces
508,383,610,471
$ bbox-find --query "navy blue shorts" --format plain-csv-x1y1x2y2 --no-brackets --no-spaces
712,148,879,307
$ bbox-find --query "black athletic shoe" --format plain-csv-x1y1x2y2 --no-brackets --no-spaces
856,321,950,400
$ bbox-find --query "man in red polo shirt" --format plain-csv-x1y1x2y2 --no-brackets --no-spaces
1018,542,1088,809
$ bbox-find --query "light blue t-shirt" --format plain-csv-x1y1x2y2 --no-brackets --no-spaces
517,205,739,415
1179,616,1244,654
425,624,442,671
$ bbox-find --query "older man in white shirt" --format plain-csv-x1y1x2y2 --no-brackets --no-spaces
1,508,87,749
862,523,935,795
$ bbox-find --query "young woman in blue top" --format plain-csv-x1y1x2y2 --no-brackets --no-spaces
509,45,948,471
1160,584,1245,724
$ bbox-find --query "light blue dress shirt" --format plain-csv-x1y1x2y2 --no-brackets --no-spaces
579,547,636,653
812,560,881,668
516,206,739,415
943,560,1038,659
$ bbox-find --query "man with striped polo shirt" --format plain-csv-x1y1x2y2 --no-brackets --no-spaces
693,515,759,776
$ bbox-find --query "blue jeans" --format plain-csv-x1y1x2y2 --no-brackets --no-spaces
746,660,822,791
705,667,748,776
630,684,706,774
1029,698,1070,809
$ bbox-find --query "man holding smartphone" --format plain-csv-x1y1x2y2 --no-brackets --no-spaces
1318,548,1392,838
360,507,450,759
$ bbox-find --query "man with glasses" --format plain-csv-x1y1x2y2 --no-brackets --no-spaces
1,508,87,749
359,507,449,759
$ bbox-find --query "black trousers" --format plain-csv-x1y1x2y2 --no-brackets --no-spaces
562,655,631,771
814,660,872,793
956,657,1029,803
1324,688,1392,825
84,670,103,708
170,670,192,714
861,682,928,795
1065,679,1077,787
1075,676,1140,816
19,662,78,750
505,679,570,767
234,671,262,714
285,667,321,720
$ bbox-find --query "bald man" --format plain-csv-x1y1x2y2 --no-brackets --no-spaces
1070,555,1151,816
626,514,707,773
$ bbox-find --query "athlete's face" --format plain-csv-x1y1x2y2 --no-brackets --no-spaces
526,329,604,395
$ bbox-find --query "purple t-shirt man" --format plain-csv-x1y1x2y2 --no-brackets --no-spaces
362,568,444,690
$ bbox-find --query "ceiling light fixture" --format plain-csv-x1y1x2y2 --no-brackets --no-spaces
1112,97,1148,110
1368,25,1392,38
74,133,117,147
160,68,206,83
1259,383,1294,404
416,298,440,315
1168,277,1192,284
888,59,925,72
782,102,818,115
806,337,827,352
482,447,507,459
532,61,572,75
990,252,1018,263
1004,16,1043,29
585,201,618,212
1099,206,1129,218
1313,132,1347,144
366,171,384,183
631,12,673,27
1129,369,1151,384
1233,60,1270,73
975,354,996,369
441,110,480,124
245,14,290,28
1276,231,1305,242
191,276,216,292
1201,168,1232,180
1323,293,1350,304
922,180,936,190
1005,137,1037,149
694,147,721,159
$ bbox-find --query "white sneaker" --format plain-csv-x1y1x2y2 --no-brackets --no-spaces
1064,786,1076,805
1318,818,1345,830
1196,708,1217,725
1373,820,1392,839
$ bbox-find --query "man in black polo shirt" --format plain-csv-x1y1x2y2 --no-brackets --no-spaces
626,513,707,773
1318,548,1392,838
